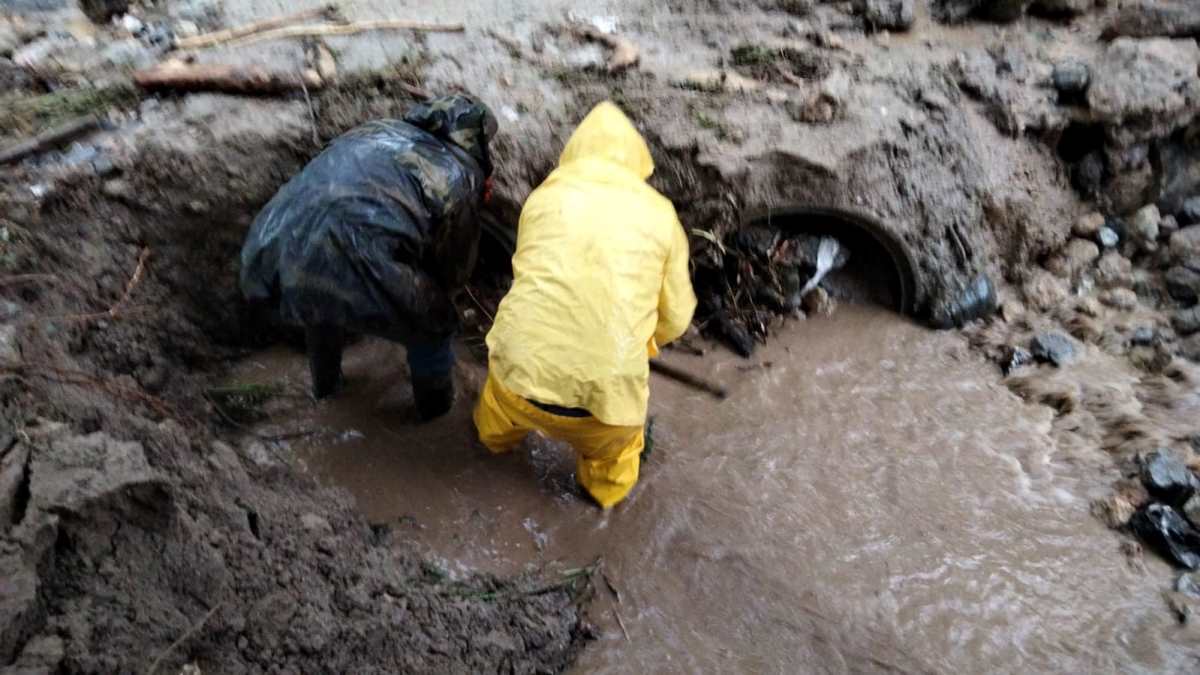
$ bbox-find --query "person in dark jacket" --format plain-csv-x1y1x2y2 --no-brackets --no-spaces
240,94,498,420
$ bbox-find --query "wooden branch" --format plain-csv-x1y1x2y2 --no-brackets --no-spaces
134,61,325,94
174,5,340,50
65,247,150,322
0,115,102,165
225,19,466,48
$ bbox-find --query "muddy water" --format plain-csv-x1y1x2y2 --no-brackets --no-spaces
231,305,1197,673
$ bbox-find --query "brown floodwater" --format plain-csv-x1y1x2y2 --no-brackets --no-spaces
230,304,1199,673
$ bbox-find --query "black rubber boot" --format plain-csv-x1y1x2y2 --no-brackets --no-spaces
305,324,345,399
411,374,455,421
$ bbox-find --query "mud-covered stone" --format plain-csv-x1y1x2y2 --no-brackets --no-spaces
1141,450,1200,507
1131,204,1161,245
1092,493,1137,529
1073,212,1105,239
1174,306,1200,336
1031,331,1077,366
1170,225,1200,262
1046,238,1100,278
1087,38,1200,148
1166,265,1200,304
1022,270,1070,311
1100,287,1139,311
854,0,915,30
1096,251,1134,288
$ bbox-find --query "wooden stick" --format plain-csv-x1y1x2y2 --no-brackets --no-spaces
174,5,340,50
146,601,224,674
0,115,102,165
649,360,728,400
64,247,149,322
225,20,466,49
134,62,325,94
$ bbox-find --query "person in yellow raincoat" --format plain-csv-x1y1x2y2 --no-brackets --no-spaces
474,101,697,508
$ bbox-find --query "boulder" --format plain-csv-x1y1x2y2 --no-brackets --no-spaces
1087,38,1200,147
1031,331,1077,367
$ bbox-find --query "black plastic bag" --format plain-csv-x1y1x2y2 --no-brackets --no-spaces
240,95,496,345
1131,503,1200,570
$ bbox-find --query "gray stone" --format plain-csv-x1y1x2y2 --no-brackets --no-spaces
300,513,332,534
30,432,163,516
1170,225,1200,263
1175,306,1200,335
1166,265,1200,304
1180,196,1200,226
854,0,915,30
1046,238,1101,277
1099,226,1120,248
1052,60,1090,95
1096,251,1133,288
1131,326,1157,346
1031,331,1077,366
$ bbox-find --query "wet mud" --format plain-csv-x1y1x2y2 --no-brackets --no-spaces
234,303,1199,673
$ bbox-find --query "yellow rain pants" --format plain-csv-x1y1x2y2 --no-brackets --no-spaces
474,374,644,509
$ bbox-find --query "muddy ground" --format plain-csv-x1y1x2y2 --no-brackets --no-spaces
2,0,1200,672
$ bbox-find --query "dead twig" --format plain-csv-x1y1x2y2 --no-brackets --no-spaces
146,601,225,674
175,5,341,50
773,62,806,87
463,286,494,323
569,24,640,73
134,61,325,94
225,20,465,49
0,115,102,165
297,66,321,145
397,81,433,100
613,608,632,642
64,247,149,322
0,274,57,287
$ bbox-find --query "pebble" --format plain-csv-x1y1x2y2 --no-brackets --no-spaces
1031,331,1077,367
119,14,144,36
1052,60,1090,96
1098,226,1120,249
1130,326,1157,346
1100,288,1138,311
1176,306,1200,336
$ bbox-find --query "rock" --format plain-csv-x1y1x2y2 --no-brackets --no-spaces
1174,306,1200,336
1087,38,1200,148
1131,326,1157,346
1098,226,1120,249
1031,331,1077,367
1186,494,1200,528
1000,345,1033,375
802,287,836,316
100,37,154,69
1131,204,1162,246
1180,197,1200,226
1022,270,1069,311
242,440,283,470
930,273,997,328
11,633,65,672
1181,333,1200,362
1131,503,1200,569
79,0,129,23
1092,493,1137,529
1073,211,1105,238
1161,214,1180,240
1052,60,1090,97
175,19,200,38
0,442,30,527
1096,251,1133,288
101,178,133,201
0,24,20,59
29,433,164,516
1073,152,1105,199
1166,265,1200,304
1105,0,1200,40
1170,225,1200,263
119,13,144,36
1101,287,1139,310
300,513,332,534
1046,238,1100,278
1142,450,1200,507
854,0,915,30
1030,0,1094,16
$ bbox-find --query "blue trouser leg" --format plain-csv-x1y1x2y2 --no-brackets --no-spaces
407,337,456,420
406,337,455,379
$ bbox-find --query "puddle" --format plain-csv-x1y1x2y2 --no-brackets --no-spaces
230,304,1197,673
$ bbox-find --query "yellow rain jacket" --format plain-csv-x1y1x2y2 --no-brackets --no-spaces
484,101,697,427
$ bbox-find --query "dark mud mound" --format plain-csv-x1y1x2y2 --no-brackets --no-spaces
0,94,590,673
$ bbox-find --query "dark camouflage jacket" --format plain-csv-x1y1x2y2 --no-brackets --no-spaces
239,95,497,344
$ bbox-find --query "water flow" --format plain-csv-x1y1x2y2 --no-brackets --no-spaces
231,305,1198,673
